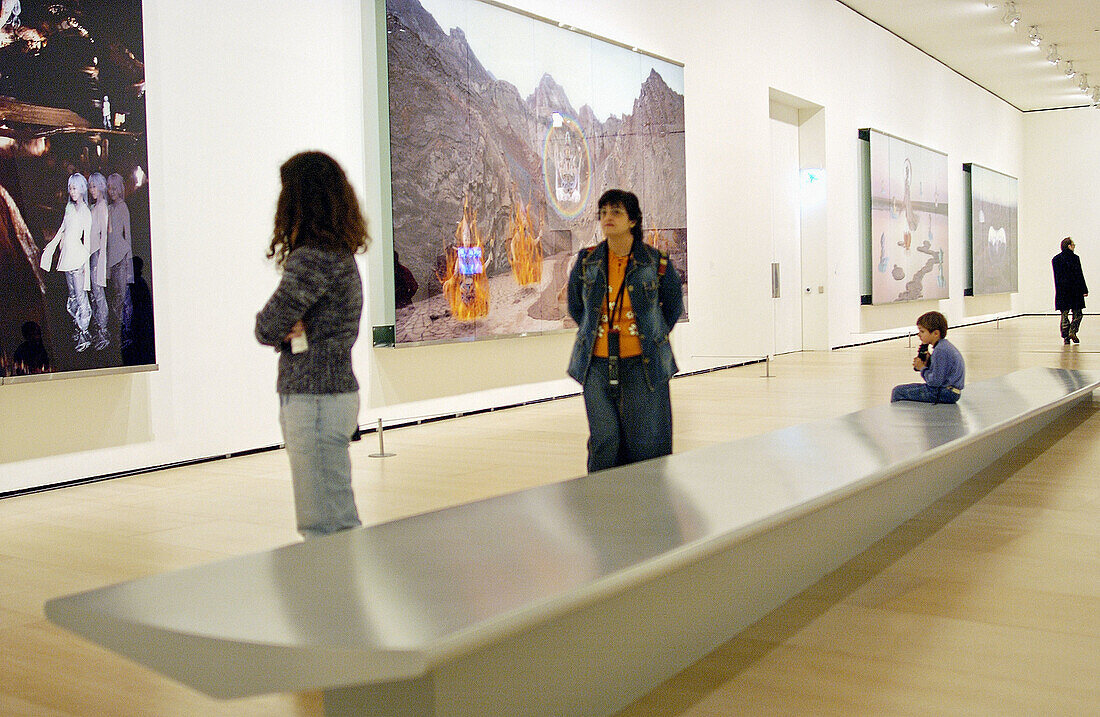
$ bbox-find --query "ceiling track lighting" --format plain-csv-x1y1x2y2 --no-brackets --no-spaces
991,3,1088,101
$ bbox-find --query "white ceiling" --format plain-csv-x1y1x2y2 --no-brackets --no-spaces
836,0,1100,111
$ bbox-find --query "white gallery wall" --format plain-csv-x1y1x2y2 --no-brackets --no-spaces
0,0,1040,491
0,0,371,491
1021,108,1100,313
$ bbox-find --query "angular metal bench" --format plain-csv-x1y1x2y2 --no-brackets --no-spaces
46,367,1099,716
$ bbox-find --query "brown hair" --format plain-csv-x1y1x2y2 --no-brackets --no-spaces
597,189,643,244
268,151,370,266
1061,237,1074,252
917,310,949,338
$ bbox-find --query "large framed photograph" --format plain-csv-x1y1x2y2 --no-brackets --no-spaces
863,129,949,304
966,163,1017,296
384,0,687,345
1,0,154,381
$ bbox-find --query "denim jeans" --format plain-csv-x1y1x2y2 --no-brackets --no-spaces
1060,309,1083,339
890,382,961,404
64,267,92,350
279,391,361,538
107,258,133,349
88,252,109,349
583,356,673,472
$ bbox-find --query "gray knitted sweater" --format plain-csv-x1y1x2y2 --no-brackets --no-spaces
255,245,362,394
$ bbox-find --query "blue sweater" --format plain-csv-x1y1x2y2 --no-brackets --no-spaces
921,337,965,390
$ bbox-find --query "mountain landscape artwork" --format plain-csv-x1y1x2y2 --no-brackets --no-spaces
385,0,687,344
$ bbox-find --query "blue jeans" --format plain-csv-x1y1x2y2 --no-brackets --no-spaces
279,392,361,538
583,356,673,472
890,383,961,404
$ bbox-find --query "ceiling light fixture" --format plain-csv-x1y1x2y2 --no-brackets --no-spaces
1002,2,1020,28
1046,44,1059,64
1027,26,1042,46
1064,61,1076,79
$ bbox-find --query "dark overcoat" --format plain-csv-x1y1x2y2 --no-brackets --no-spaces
1052,249,1088,311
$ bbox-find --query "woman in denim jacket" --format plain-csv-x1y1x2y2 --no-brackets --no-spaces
567,189,683,472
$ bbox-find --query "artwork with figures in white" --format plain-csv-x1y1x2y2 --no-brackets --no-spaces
867,129,949,304
0,0,154,379
968,164,1018,295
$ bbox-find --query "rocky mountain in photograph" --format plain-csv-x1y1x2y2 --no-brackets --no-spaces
385,0,686,305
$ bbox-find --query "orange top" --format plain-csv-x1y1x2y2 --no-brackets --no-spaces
592,251,643,358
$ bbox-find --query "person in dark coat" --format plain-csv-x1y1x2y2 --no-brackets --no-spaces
1052,237,1088,344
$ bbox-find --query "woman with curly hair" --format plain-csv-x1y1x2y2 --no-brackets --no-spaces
255,151,370,538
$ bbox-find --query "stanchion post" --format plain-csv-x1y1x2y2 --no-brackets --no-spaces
369,417,396,458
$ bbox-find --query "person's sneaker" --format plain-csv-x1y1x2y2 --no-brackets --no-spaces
1065,337,1071,345
94,338,110,351
1071,334,1080,343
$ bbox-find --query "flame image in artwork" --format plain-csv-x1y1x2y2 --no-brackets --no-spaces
645,223,672,254
508,199,543,286
437,197,490,320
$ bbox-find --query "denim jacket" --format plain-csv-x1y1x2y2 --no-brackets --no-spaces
567,240,683,388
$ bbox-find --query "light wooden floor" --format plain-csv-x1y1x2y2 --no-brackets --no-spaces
1,316,1097,716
